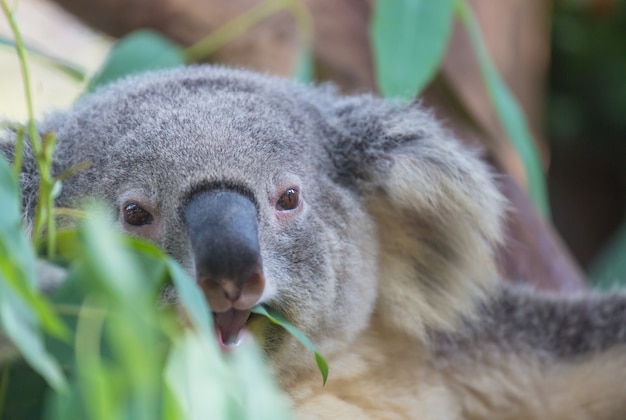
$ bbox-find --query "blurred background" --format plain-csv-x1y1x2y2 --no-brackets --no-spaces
1,0,624,290
548,0,626,285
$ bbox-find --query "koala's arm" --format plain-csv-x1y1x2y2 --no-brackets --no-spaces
424,286,626,419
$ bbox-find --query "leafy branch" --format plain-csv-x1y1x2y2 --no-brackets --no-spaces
1,0,60,254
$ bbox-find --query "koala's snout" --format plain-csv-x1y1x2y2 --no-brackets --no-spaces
182,190,265,313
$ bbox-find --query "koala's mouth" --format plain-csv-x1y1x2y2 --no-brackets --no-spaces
213,309,256,350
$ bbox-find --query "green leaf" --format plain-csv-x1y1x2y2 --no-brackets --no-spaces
67,221,213,339
0,302,65,391
294,47,314,84
0,36,86,81
87,30,185,92
251,305,329,385
455,0,549,216
371,0,455,98
164,260,214,337
165,331,230,420
227,340,291,419
182,0,292,63
118,234,214,338
589,219,626,289
46,212,177,420
0,157,67,391
0,157,35,288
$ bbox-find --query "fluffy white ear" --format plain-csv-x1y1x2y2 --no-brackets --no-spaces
1,128,40,234
328,97,507,340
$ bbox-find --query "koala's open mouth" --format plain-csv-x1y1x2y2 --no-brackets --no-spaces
213,309,258,350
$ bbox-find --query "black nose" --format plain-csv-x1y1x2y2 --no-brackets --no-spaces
182,190,265,312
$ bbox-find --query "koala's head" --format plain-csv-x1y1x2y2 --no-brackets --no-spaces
0,66,506,381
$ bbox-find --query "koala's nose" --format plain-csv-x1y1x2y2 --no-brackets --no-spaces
182,190,265,312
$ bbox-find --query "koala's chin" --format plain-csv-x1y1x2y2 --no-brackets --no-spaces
3,65,626,419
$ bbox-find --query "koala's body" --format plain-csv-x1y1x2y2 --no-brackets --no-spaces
2,66,626,419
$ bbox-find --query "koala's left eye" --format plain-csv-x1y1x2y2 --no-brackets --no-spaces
276,188,300,211
123,203,153,226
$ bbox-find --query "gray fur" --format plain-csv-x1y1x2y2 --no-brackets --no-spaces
2,65,626,417
433,286,626,360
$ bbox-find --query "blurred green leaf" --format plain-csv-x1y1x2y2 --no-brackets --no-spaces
294,47,314,84
166,330,290,420
122,238,211,334
456,0,549,216
0,36,86,81
165,331,230,420
251,305,328,385
371,0,455,98
87,30,184,92
227,341,291,420
164,260,214,337
46,211,288,420
290,0,314,84
0,158,67,391
183,0,292,63
590,219,626,289
45,213,175,420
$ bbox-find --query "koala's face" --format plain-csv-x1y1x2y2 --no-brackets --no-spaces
39,67,379,374
6,66,505,382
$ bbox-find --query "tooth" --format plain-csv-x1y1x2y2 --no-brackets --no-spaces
227,334,242,347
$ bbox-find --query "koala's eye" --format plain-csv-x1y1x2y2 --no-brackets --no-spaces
276,188,300,211
123,203,153,226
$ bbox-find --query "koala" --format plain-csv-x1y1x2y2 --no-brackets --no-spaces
2,66,626,419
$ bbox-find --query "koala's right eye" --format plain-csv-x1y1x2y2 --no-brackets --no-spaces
123,203,153,226
276,188,300,211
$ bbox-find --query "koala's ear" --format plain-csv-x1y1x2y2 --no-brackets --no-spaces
328,97,507,339
1,128,40,231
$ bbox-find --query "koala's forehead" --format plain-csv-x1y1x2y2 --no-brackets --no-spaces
108,92,305,167
45,67,329,191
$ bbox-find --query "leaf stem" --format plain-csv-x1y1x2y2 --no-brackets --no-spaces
289,0,314,81
184,0,306,63
454,0,549,216
1,1,60,253
0,0,39,155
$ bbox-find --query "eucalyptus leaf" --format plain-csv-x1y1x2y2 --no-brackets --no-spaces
371,0,455,98
590,219,626,289
79,210,147,299
0,300,65,391
165,331,230,420
47,213,181,420
455,0,549,216
0,158,67,391
165,260,214,337
251,305,328,385
87,30,184,92
294,47,314,84
228,340,291,419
